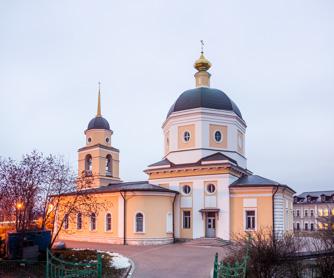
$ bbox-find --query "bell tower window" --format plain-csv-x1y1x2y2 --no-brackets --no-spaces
106,155,112,176
85,154,92,175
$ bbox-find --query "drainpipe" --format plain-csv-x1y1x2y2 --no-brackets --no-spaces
272,185,279,243
120,191,126,245
172,193,177,243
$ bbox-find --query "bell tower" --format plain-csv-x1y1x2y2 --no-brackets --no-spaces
78,85,121,188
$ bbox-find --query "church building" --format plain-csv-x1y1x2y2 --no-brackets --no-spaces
57,51,295,245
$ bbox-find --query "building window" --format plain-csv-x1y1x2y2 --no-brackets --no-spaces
296,210,300,217
77,213,82,230
166,212,173,233
85,154,92,174
304,210,308,217
105,213,112,231
90,213,96,231
87,137,92,143
183,131,191,142
106,137,110,143
183,211,191,229
310,209,314,217
318,209,323,216
324,209,329,216
296,223,300,230
245,210,256,230
310,223,314,231
64,214,69,230
135,213,144,232
305,223,308,231
206,183,216,194
106,155,112,176
332,209,334,216
318,223,323,230
182,185,191,195
214,131,222,142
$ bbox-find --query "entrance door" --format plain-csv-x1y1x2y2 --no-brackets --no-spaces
206,212,216,238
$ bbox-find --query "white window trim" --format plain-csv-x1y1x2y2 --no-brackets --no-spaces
89,213,97,232
304,209,308,217
183,131,191,143
181,185,192,196
166,212,173,233
134,211,145,233
206,183,216,195
213,130,223,143
243,208,257,231
304,221,309,231
64,214,69,230
105,212,113,232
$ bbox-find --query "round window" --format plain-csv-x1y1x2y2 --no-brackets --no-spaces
106,137,110,143
184,131,191,142
87,137,92,143
182,185,191,195
207,184,216,193
214,131,222,142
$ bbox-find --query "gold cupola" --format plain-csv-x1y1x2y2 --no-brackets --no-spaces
194,45,212,88
194,51,212,72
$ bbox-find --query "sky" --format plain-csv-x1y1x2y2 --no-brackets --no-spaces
0,0,333,194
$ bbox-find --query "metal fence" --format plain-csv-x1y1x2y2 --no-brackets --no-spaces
46,249,102,278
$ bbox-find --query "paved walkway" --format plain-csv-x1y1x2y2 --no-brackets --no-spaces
64,241,227,278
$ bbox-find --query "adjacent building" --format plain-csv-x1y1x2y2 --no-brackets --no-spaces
57,51,295,245
293,191,334,232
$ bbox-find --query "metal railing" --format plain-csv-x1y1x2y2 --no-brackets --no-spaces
46,249,102,278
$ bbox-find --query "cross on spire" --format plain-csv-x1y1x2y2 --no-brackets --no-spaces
200,40,204,53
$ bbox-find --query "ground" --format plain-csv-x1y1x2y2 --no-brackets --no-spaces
64,240,227,278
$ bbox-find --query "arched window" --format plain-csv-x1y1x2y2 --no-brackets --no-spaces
135,212,144,232
90,213,96,231
106,155,112,176
85,154,92,174
105,213,112,231
77,213,82,230
64,214,69,230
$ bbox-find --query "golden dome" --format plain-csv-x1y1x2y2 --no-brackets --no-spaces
194,52,212,72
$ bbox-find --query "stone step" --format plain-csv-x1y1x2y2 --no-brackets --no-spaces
183,238,230,247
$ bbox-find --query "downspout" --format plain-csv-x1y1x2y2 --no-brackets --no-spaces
272,185,279,242
172,193,177,243
120,191,126,245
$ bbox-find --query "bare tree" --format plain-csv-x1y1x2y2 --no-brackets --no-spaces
0,151,106,246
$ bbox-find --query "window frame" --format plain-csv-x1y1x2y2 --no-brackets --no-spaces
105,212,112,232
183,131,191,143
64,214,69,230
244,209,257,231
182,210,191,229
182,185,191,195
76,213,82,230
213,130,223,143
134,212,145,233
90,212,96,231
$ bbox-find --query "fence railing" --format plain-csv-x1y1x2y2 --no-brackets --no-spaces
46,249,102,278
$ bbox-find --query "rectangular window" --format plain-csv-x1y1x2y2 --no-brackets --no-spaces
310,210,314,217
245,210,256,230
304,210,308,217
183,211,191,229
296,223,300,230
64,214,69,230
166,212,173,233
305,223,308,230
310,223,314,231
296,210,300,217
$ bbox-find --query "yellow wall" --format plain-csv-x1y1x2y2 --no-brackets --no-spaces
178,124,195,150
230,187,273,238
57,194,119,240
209,124,228,149
125,193,174,241
180,208,193,238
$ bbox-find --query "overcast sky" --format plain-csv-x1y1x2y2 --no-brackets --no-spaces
0,1,333,194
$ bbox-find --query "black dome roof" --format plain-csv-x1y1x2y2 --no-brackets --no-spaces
167,87,243,119
87,116,110,130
